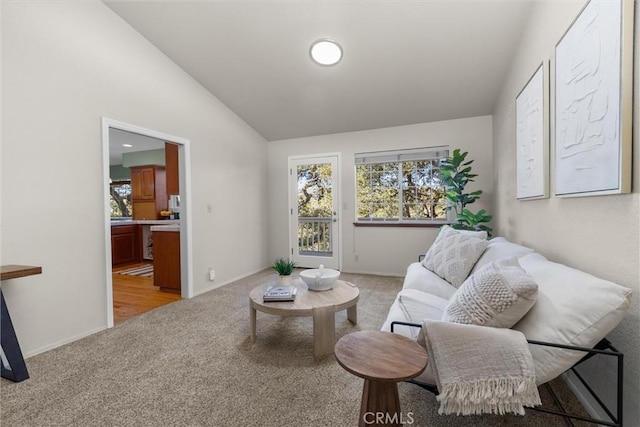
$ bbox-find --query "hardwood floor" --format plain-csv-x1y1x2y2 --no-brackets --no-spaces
112,262,181,324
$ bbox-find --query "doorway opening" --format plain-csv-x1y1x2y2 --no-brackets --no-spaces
102,118,193,327
288,153,341,270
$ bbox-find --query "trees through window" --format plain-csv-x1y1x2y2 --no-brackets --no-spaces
355,147,448,223
110,181,132,218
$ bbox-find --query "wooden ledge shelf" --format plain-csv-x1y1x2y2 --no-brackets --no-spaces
1,265,43,281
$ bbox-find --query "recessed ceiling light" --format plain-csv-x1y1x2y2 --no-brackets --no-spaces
122,144,133,148
310,39,342,66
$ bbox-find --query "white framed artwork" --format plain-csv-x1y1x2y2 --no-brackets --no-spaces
516,62,549,200
554,0,633,197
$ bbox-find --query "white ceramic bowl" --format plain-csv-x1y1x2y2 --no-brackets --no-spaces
299,268,340,291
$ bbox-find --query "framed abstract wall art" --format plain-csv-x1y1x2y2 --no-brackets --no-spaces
516,62,549,200
554,0,634,197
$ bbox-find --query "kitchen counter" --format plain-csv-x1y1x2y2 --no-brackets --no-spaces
150,225,180,232
110,219,179,227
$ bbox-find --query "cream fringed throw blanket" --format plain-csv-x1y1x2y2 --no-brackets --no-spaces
419,320,541,416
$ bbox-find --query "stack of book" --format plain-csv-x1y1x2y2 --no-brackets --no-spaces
263,285,297,302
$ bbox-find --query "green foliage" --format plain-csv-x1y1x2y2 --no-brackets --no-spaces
356,162,399,219
272,258,297,276
439,149,493,235
297,164,333,218
110,182,132,217
451,209,493,234
355,160,446,220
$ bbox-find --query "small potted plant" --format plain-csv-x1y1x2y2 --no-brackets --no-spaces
272,258,297,286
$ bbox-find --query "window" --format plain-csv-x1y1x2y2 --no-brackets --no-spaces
110,181,132,218
355,147,448,223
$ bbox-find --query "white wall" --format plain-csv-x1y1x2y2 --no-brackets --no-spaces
0,1,3,269
267,116,493,276
492,1,639,421
1,1,269,356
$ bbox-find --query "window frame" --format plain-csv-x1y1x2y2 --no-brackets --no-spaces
354,146,450,226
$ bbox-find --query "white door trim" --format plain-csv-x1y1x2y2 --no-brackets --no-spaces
288,152,342,270
101,117,194,328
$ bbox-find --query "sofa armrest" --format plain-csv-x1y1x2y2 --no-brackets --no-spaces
389,321,624,427
391,320,422,333
391,321,621,363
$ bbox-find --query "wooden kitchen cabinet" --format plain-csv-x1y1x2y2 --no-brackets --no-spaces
131,167,156,200
130,165,167,220
111,224,141,266
153,230,181,292
165,142,179,197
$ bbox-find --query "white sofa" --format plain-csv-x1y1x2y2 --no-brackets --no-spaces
381,235,632,387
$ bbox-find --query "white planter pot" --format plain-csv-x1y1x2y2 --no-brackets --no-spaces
277,275,292,287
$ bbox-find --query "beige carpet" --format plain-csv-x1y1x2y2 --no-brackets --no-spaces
1,270,590,426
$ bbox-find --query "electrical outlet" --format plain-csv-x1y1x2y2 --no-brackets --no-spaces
207,204,213,213
208,268,215,281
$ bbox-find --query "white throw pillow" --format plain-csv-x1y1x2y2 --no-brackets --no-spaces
445,225,488,240
428,225,488,240
443,257,538,328
422,226,488,287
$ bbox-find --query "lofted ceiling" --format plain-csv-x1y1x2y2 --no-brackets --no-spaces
104,0,533,141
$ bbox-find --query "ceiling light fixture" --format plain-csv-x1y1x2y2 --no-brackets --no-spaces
310,39,342,66
122,144,133,148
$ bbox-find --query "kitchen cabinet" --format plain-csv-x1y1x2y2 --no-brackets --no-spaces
165,142,179,197
153,228,181,292
111,224,141,266
130,165,167,220
131,167,155,200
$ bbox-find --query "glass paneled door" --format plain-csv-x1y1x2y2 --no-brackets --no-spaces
289,155,340,269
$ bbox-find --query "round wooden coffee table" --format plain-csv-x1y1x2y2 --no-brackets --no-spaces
249,279,359,358
334,330,428,427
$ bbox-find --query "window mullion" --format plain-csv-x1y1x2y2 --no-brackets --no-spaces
397,162,403,222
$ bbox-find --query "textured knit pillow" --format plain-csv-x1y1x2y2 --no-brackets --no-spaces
443,257,538,328
422,226,488,287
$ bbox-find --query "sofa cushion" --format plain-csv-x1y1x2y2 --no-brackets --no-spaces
402,262,458,300
513,253,632,384
443,258,538,328
422,226,488,287
471,237,535,274
381,289,449,339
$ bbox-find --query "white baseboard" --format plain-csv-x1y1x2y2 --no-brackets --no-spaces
193,266,268,297
341,269,403,278
24,326,107,359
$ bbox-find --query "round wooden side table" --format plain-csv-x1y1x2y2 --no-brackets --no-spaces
334,330,428,427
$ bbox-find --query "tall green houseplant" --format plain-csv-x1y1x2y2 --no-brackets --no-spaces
439,149,493,235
